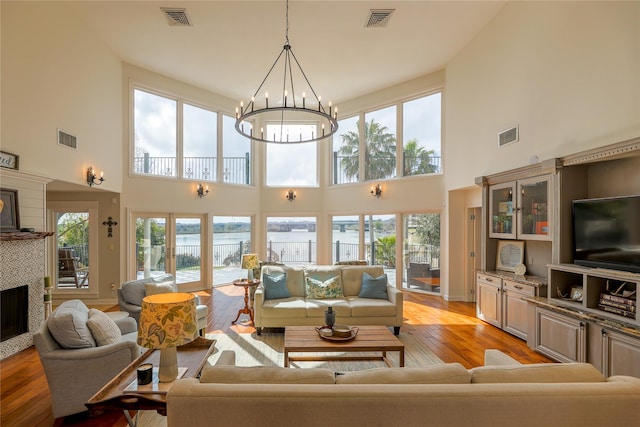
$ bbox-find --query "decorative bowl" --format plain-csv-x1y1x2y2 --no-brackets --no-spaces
319,328,333,337
332,325,352,338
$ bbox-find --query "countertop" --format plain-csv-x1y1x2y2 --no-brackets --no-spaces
477,269,547,288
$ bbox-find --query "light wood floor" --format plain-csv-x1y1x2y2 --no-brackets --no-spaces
0,285,551,427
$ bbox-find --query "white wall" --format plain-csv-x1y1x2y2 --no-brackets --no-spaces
445,1,640,192
1,1,123,191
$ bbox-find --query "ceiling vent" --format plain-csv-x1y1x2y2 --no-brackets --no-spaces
161,8,192,27
365,9,394,28
498,125,519,147
57,129,77,149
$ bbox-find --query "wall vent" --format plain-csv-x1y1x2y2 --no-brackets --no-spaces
498,125,519,147
365,9,394,28
57,129,77,149
161,8,192,26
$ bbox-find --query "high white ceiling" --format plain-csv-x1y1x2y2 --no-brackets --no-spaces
69,1,506,104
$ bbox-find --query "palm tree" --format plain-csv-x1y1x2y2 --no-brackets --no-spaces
337,119,397,181
403,139,438,176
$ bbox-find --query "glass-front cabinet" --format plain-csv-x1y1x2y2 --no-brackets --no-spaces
489,175,551,241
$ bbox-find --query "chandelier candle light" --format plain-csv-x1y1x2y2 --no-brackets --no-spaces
137,293,198,382
235,0,338,144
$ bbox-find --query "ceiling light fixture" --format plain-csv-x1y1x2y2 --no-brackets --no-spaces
235,0,338,144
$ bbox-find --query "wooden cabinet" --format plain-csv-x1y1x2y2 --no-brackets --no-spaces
601,329,640,378
534,306,586,363
476,271,546,339
503,279,535,339
489,175,551,241
476,273,502,328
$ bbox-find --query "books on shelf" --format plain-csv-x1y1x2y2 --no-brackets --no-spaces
598,292,636,318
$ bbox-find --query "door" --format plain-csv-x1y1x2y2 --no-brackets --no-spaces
131,213,205,288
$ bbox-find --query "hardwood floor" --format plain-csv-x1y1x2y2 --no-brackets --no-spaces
0,286,551,427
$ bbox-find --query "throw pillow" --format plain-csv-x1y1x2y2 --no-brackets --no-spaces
263,273,290,300
144,281,176,296
47,300,96,349
305,276,344,299
86,308,122,346
358,272,388,299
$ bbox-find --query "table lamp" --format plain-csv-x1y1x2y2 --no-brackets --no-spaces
137,292,198,382
241,253,259,281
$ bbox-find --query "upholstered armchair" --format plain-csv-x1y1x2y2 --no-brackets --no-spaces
118,274,208,335
33,300,140,419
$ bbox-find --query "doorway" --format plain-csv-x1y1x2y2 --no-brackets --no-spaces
131,212,206,289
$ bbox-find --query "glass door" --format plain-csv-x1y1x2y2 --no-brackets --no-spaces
132,213,205,287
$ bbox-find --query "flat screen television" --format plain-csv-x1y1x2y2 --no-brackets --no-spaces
572,195,640,273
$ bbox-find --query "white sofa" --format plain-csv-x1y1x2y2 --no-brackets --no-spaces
167,349,640,427
253,264,403,335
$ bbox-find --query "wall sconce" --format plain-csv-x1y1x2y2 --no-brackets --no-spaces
87,166,104,187
196,184,209,198
370,183,382,198
285,189,297,202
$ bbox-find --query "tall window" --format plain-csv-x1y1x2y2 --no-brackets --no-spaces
183,104,217,182
213,216,252,284
403,213,441,293
266,217,316,264
266,124,317,187
364,106,396,180
332,215,359,263
333,116,359,184
403,93,441,176
133,89,177,177
222,115,252,185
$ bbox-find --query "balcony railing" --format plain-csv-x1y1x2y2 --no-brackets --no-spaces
333,152,441,184
133,153,250,184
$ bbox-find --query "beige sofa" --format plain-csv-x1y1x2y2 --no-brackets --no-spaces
253,264,403,335
166,349,640,427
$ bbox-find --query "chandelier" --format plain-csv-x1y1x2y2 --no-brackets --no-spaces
235,0,338,144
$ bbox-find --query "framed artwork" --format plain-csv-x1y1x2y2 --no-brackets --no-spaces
0,188,20,232
496,240,524,272
0,151,19,170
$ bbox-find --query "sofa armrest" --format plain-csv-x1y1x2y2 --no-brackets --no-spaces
387,285,403,305
114,316,138,335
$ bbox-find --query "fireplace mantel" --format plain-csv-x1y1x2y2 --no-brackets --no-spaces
0,231,53,241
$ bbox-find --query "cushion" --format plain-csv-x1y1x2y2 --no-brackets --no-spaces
47,299,96,349
120,280,147,306
86,308,122,346
263,273,290,300
200,366,335,384
358,272,388,299
336,364,471,384
262,265,306,297
470,363,606,383
305,276,344,299
340,265,384,296
144,281,176,296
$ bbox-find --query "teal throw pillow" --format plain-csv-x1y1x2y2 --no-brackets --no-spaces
263,273,290,300
359,272,388,299
305,276,344,299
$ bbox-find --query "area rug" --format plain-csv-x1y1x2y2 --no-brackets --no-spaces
133,330,443,426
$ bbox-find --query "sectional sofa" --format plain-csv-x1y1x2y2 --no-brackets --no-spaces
167,349,640,427
253,264,403,335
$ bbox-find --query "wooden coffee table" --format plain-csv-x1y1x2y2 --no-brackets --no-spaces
283,325,404,368
86,337,216,426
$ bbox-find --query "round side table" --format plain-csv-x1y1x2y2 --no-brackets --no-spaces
231,279,260,325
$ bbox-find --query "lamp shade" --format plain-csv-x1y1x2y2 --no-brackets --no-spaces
137,292,198,349
241,254,259,270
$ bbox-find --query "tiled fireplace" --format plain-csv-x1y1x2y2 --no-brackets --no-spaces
0,239,46,359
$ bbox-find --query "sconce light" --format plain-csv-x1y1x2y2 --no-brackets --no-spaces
196,184,209,198
87,167,104,187
285,189,297,202
370,183,382,198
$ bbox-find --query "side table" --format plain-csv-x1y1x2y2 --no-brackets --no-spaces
231,279,260,325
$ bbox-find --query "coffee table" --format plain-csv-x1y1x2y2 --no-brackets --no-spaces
283,325,404,368
86,336,216,426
